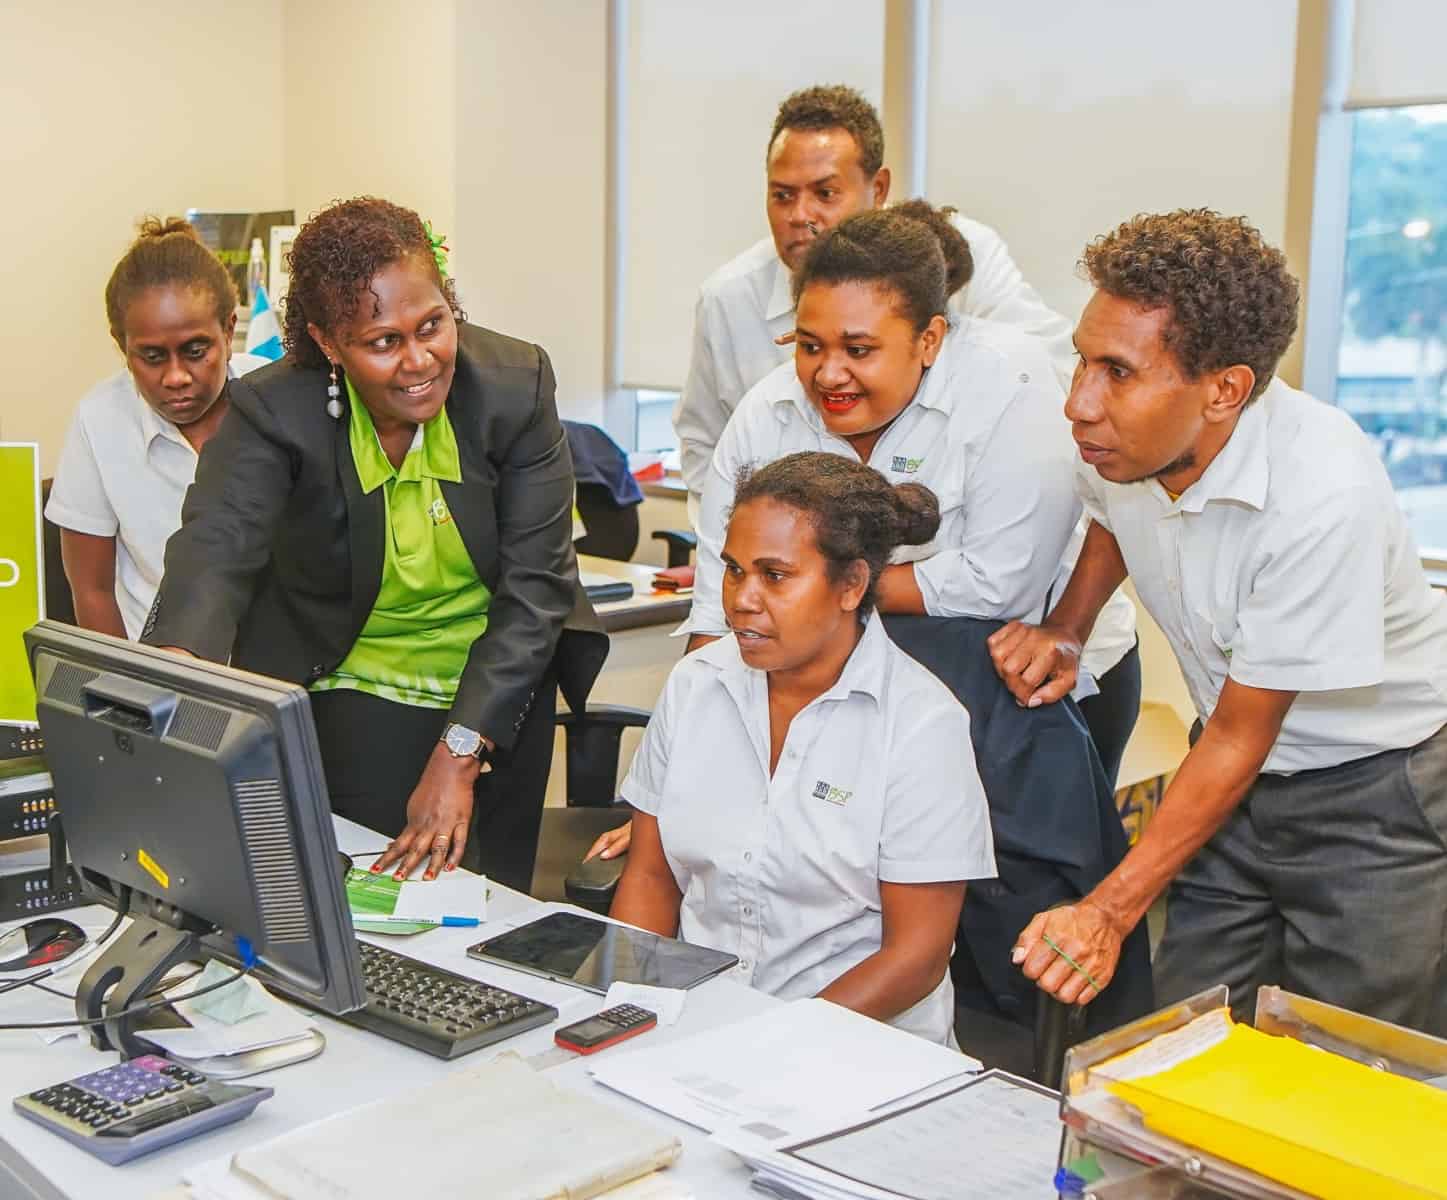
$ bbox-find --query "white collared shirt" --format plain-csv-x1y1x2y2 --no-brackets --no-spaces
673,215,1076,501
680,318,1082,637
1079,376,1447,774
45,356,269,638
621,613,996,1045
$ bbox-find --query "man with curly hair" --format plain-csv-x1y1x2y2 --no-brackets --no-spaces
991,209,1447,1034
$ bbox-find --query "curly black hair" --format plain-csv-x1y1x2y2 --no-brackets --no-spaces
282,197,464,369
769,84,885,177
732,452,939,619
793,200,972,331
105,217,237,350
1081,210,1299,401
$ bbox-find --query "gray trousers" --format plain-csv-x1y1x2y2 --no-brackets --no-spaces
1155,721,1447,1036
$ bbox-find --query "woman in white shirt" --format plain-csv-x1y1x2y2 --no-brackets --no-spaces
681,200,1080,644
46,218,268,638
611,452,996,1044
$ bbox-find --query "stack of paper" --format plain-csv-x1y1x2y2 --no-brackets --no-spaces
225,1054,680,1200
589,999,977,1137
714,1070,1062,1200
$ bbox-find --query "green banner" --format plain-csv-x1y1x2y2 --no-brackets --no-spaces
0,444,42,724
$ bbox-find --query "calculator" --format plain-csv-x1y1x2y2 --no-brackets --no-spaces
13,1055,273,1164
554,1003,657,1054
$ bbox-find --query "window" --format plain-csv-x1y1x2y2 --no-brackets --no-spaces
633,389,681,455
1335,105,1447,558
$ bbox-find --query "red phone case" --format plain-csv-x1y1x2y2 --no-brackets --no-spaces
554,1015,657,1055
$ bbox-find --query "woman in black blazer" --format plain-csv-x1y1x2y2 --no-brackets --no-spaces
145,198,606,891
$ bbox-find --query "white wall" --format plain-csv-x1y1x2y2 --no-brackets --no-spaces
622,0,886,388
927,1,1301,326
282,0,457,260
452,0,610,424
0,2,289,474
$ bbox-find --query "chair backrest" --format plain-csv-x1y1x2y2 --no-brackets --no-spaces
574,483,641,561
39,479,76,625
555,703,652,807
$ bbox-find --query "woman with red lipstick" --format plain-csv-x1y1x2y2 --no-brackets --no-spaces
144,197,605,890
47,218,269,639
681,200,1081,646
611,452,995,1044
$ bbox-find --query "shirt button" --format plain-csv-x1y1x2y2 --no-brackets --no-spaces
743,852,752,862
739,960,750,970
743,906,752,916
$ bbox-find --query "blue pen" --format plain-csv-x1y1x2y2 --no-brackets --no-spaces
352,914,481,927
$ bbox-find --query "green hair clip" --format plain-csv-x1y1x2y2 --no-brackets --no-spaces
424,221,450,279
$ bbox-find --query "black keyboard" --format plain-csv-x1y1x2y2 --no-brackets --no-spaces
336,941,558,1059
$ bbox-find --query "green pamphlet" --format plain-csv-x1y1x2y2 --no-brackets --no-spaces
344,867,437,935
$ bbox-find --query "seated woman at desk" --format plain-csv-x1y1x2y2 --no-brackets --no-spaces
610,452,996,1044
144,197,604,890
45,218,269,638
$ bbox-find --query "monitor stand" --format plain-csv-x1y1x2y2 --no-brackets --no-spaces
73,910,325,1076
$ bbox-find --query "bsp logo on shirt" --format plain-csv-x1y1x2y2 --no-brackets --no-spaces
427,498,453,526
812,779,852,807
890,455,924,474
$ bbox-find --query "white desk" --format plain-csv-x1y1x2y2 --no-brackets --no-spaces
0,818,773,1199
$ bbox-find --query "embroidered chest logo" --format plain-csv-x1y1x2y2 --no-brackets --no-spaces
811,779,852,806
427,498,453,526
890,455,924,474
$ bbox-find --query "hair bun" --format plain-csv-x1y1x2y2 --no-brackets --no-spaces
889,199,973,296
891,482,941,546
135,216,200,242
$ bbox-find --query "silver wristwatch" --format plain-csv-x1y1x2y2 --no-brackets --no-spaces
440,722,489,762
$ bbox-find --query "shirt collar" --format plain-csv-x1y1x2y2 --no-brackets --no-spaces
775,321,963,429
765,255,794,322
345,377,462,494
702,609,890,709
1171,379,1273,514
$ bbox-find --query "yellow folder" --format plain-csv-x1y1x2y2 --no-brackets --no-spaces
1107,1023,1447,1199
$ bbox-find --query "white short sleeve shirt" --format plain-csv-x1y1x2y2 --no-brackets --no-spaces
680,318,1081,637
673,215,1076,502
621,613,996,1045
45,355,269,638
1079,377,1447,773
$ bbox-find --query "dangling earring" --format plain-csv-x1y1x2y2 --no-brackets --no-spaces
326,361,343,419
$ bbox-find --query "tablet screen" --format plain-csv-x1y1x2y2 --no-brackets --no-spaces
468,911,738,993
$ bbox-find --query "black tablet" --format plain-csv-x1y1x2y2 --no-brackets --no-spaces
467,911,738,994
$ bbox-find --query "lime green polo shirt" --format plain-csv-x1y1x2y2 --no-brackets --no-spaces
311,381,491,708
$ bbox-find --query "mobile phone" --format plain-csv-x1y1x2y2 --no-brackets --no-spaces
554,1004,657,1054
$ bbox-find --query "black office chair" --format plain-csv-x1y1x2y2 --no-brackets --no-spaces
39,479,76,625
565,422,644,563
574,483,641,562
530,704,646,911
651,529,697,568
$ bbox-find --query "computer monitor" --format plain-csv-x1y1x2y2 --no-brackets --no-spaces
22,621,366,1058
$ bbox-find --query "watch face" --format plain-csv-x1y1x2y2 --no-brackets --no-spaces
445,725,481,757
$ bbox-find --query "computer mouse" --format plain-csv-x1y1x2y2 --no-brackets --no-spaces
0,917,86,972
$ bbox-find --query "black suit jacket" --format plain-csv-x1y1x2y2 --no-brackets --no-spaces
144,324,607,750
883,614,1155,1038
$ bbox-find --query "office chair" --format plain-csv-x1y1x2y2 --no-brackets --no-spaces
39,480,76,625
565,422,643,562
529,704,645,911
651,529,697,568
